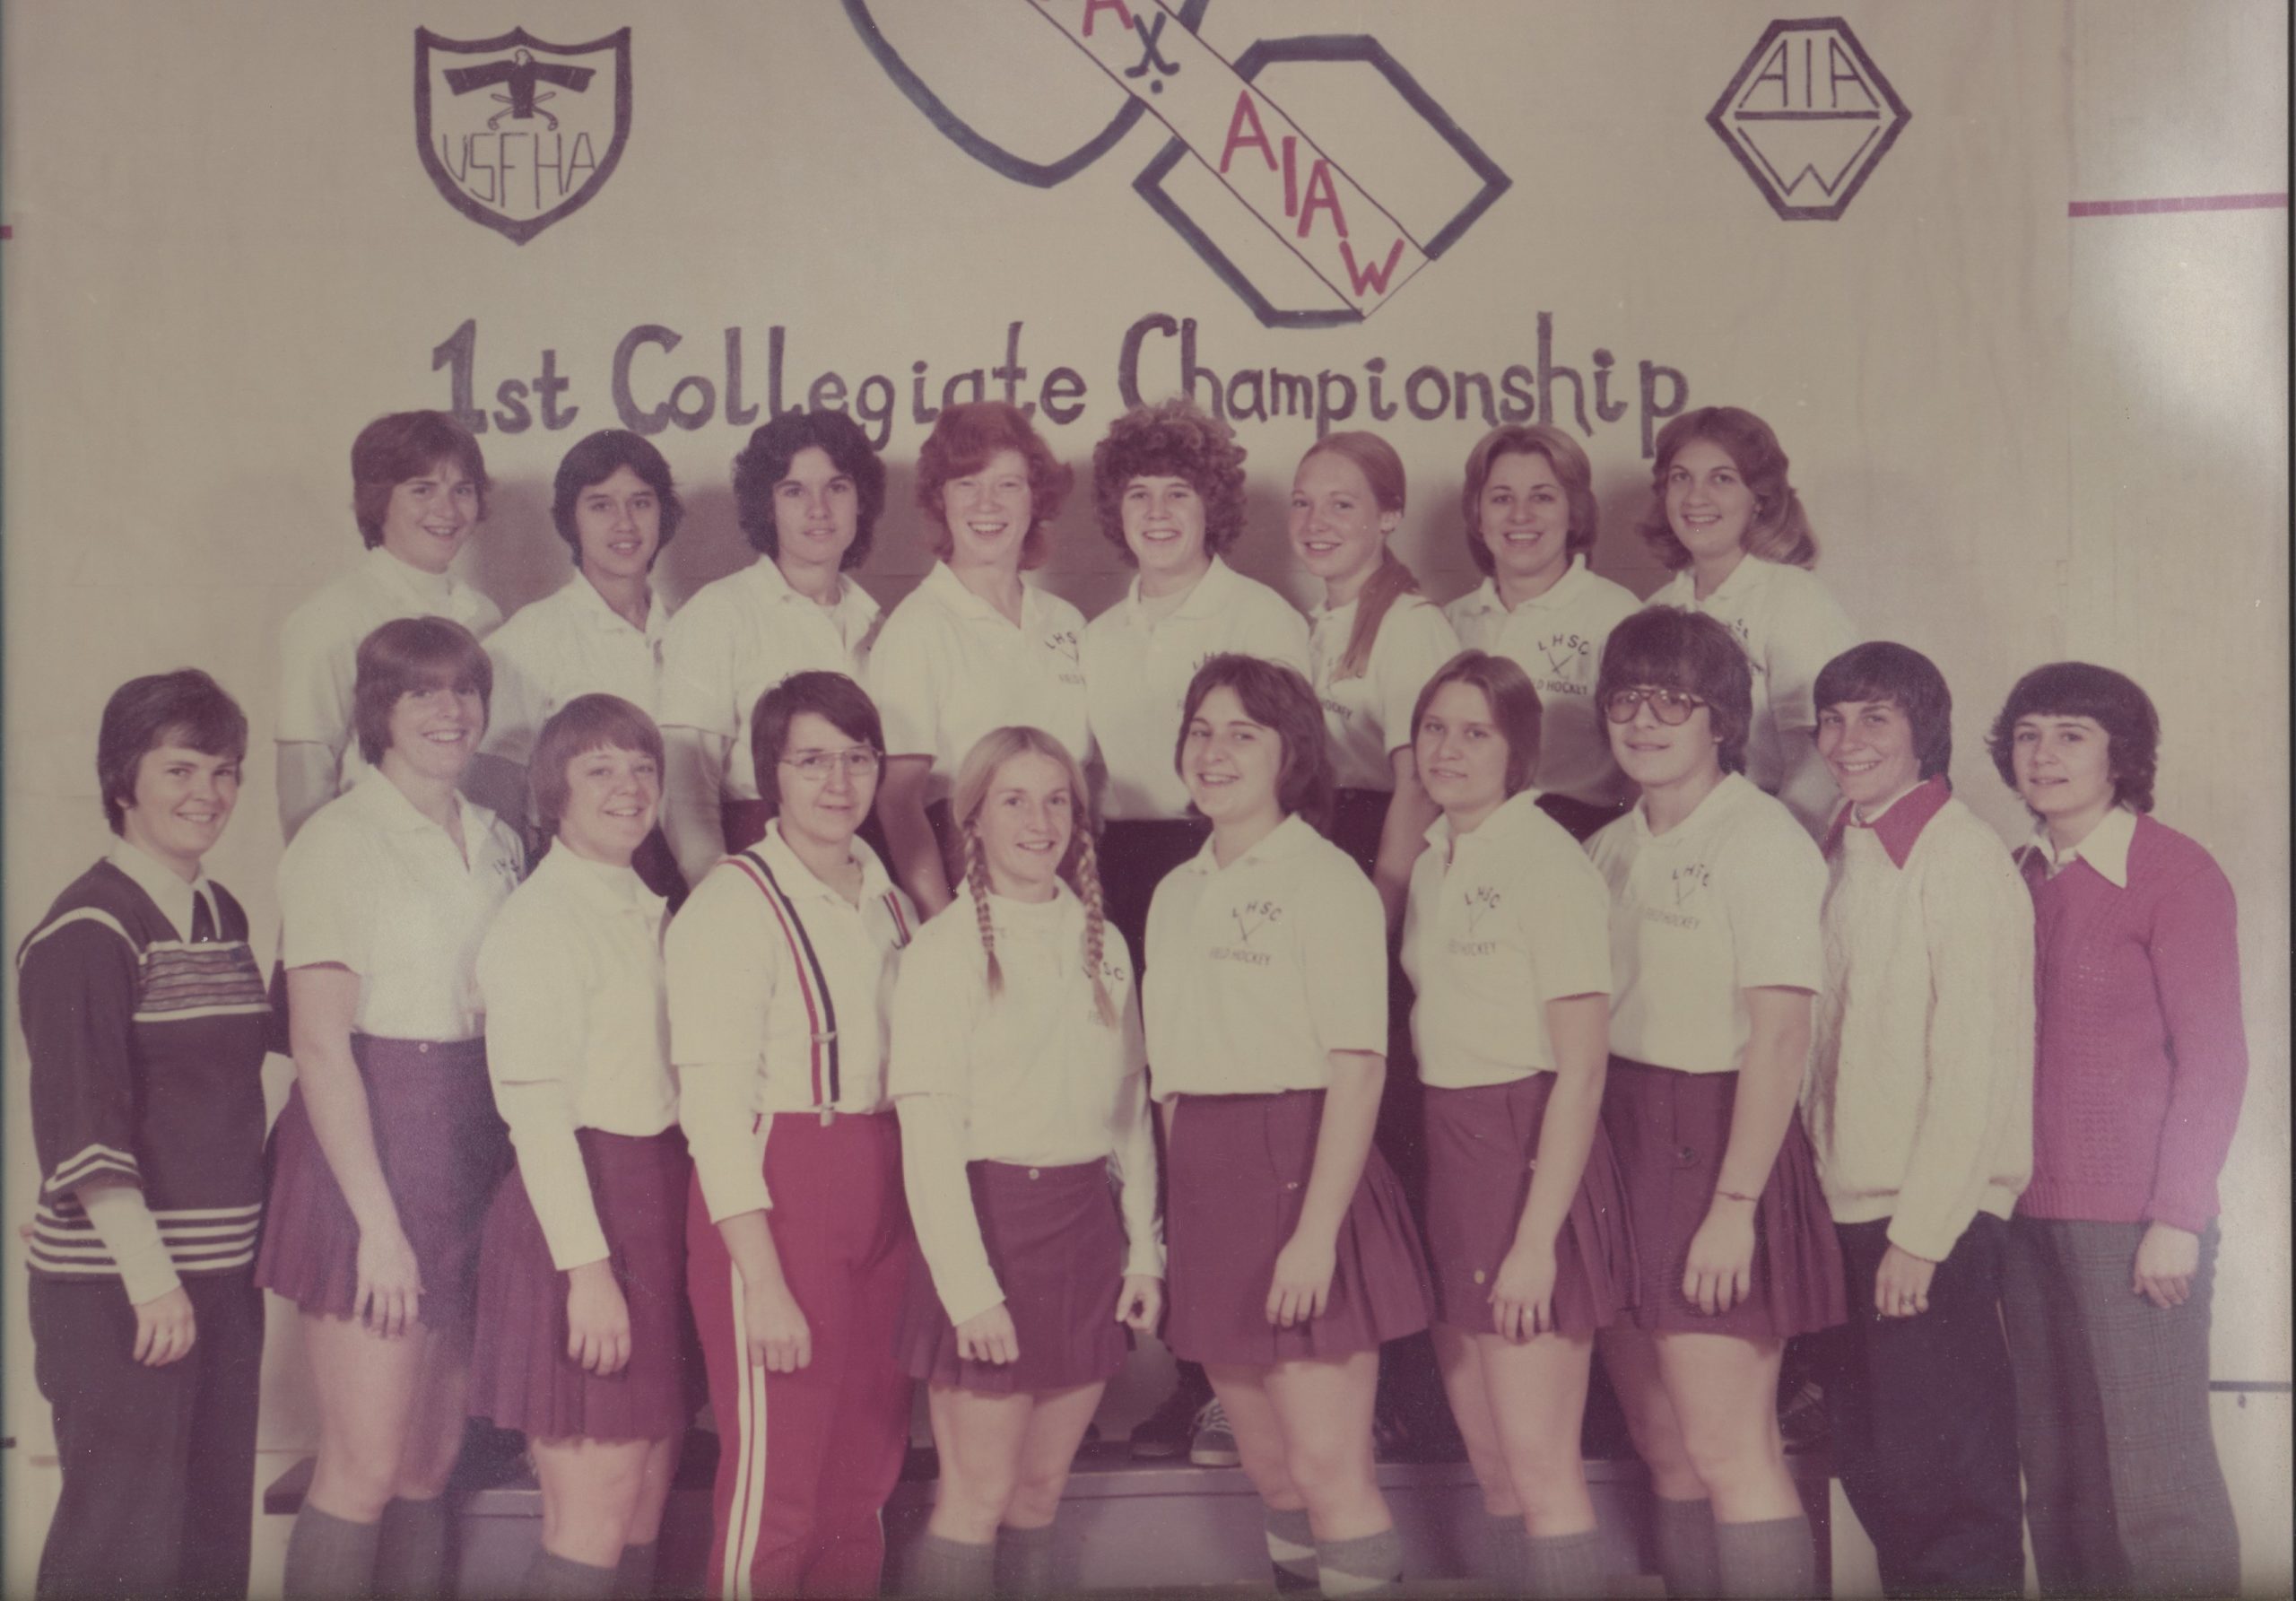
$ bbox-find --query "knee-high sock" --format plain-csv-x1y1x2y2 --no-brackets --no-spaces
281,1505,380,1600
1476,1509,1528,1588
1266,1507,1319,1592
371,1495,449,1600
1318,1526,1404,1596
614,1538,659,1597
908,1532,996,1597
1715,1513,1815,1600
525,1546,618,1599
996,1522,1059,1597
1524,1527,1612,1598
1652,1496,1721,1599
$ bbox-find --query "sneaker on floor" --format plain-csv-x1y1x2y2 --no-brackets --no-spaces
1188,1398,1241,1467
1129,1379,1210,1459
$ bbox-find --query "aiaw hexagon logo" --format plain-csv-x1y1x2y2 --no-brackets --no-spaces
1709,17,1909,221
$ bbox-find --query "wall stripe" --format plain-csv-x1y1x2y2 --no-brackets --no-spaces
2069,191,2288,217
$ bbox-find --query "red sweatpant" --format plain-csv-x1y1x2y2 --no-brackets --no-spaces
686,1111,915,1599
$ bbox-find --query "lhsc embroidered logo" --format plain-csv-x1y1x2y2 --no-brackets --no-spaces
415,26,632,244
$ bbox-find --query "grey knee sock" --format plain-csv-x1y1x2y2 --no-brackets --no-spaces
614,1538,659,1597
282,1504,380,1600
372,1495,449,1599
1714,1513,1814,1600
1652,1496,1720,1599
1266,1507,1319,1592
995,1522,1059,1597
1317,1526,1404,1596
525,1546,618,1599
1524,1527,1612,1599
909,1531,996,1597
1475,1510,1527,1590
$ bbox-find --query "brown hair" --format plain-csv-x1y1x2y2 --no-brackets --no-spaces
1458,423,1600,573
350,411,491,548
1593,607,1753,776
97,669,248,836
1636,406,1817,571
750,671,885,813
531,694,665,842
1298,431,1420,681
950,727,1118,1026
351,616,492,767
1175,654,1335,836
913,401,1072,570
1411,649,1544,796
1090,396,1249,563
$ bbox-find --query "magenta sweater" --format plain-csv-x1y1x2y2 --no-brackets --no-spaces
2016,814,2248,1232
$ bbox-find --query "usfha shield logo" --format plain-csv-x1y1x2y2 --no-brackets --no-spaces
415,26,632,244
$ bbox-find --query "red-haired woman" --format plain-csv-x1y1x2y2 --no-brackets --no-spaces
890,727,1161,1597
870,401,1089,917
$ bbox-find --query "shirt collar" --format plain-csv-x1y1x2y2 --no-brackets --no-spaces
1632,770,1752,844
759,817,897,904
1126,554,1244,625
1183,811,1319,874
1822,774,1952,867
2028,805,2136,888
1688,553,1771,607
1498,558,1594,617
531,840,665,924
106,840,214,943
920,560,1039,629
1422,787,1545,855
364,544,459,607
561,571,668,641
1450,578,1504,620
351,762,491,845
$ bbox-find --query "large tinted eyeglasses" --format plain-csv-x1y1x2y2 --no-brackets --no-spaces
779,748,883,780
1603,686,1708,726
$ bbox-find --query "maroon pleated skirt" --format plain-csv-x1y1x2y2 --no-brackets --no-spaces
1600,1057,1847,1338
255,1034,511,1332
1423,1076,1637,1337
896,1161,1131,1395
1165,1090,1433,1366
467,1127,701,1441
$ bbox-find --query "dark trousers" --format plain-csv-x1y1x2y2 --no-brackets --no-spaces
2002,1216,2238,1598
30,1269,265,1601
1816,1214,2023,1597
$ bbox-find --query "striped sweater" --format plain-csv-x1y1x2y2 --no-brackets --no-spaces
17,860,271,1280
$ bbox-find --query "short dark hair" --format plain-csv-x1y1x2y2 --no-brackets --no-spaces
731,408,887,568
1986,661,2161,814
1636,405,1815,571
1459,423,1600,574
1595,606,1754,776
1813,641,1953,780
1412,650,1544,796
350,411,490,548
1175,654,1335,835
351,616,493,767
1090,397,1248,563
914,401,1072,570
531,694,665,841
97,669,249,835
550,430,683,563
750,671,885,814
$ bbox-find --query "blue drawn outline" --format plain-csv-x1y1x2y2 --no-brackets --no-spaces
414,26,633,246
842,0,1212,189
1705,16,1911,222
1131,34,1512,329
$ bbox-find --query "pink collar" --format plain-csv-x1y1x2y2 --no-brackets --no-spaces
1823,774,1952,868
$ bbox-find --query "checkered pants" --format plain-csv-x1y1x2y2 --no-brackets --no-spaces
2001,1217,2238,1597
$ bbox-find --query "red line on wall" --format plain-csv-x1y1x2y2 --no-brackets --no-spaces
2069,192,2288,218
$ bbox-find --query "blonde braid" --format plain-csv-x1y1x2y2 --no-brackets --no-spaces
1068,830,1120,1028
964,829,1004,999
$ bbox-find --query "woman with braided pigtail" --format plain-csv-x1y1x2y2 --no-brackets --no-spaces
889,727,1161,1597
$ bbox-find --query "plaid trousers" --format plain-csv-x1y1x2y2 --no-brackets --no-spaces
2001,1216,2239,1597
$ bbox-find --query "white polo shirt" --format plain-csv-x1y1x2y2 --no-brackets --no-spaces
1588,772,1824,1075
277,767,525,1041
476,847,676,1269
276,545,503,791
1084,557,1310,821
1445,560,1642,808
1402,791,1613,1090
1647,560,1855,835
891,886,1161,1324
481,574,673,768
1308,593,1460,792
656,557,883,805
666,821,916,1222
868,562,1092,803
1144,814,1387,1100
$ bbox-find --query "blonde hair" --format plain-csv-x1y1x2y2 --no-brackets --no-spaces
950,727,1118,1027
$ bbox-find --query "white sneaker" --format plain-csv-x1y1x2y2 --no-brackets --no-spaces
1188,1397,1240,1466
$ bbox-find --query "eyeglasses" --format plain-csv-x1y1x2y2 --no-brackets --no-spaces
779,748,883,780
1603,686,1709,726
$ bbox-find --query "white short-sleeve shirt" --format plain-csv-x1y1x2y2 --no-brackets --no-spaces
867,562,1091,804
1144,814,1387,1100
476,847,676,1267
656,558,882,805
1445,560,1642,808
277,768,525,1040
276,545,504,790
665,822,917,1221
1587,773,1825,1075
480,574,673,768
1402,791,1613,1089
1309,594,1460,792
1084,557,1310,821
1647,561,1855,833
